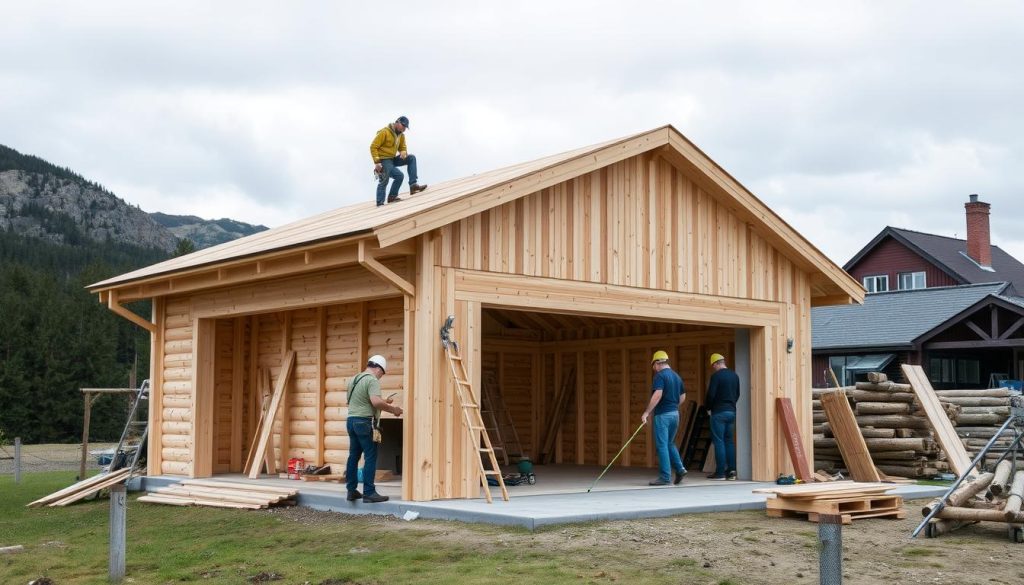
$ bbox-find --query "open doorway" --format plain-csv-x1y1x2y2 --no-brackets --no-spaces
479,307,747,493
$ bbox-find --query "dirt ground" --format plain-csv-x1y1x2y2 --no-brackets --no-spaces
6,446,1023,584
272,493,1024,585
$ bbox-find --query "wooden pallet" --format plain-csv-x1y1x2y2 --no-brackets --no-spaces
767,506,906,524
767,494,903,515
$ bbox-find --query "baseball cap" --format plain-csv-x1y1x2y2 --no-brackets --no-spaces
396,115,410,128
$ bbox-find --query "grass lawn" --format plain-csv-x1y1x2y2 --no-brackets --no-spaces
0,472,724,585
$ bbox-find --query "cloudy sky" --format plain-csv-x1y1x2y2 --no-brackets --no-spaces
3,1,1023,266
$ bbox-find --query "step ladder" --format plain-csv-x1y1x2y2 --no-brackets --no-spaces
440,316,509,503
111,379,150,475
481,370,525,465
682,408,712,471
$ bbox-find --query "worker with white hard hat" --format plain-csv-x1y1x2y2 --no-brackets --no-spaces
345,354,403,503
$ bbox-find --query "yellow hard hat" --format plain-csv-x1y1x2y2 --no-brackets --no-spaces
709,353,725,366
651,350,669,363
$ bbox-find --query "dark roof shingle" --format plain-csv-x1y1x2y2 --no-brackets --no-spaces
812,282,1010,350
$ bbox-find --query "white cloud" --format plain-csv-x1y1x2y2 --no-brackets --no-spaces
2,1,1023,267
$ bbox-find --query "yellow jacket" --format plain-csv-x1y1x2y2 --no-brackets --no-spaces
369,124,407,163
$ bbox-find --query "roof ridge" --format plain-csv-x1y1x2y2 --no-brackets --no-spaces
863,281,1008,297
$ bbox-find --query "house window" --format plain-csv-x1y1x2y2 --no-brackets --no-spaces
898,271,926,290
929,357,980,385
863,275,889,293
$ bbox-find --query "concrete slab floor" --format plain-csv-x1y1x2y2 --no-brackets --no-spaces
133,466,949,530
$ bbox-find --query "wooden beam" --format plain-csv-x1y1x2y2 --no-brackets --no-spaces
230,317,245,472
819,389,879,482
1000,316,1024,340
106,290,156,333
901,364,976,478
776,397,813,482
247,350,296,479
965,320,991,340
279,313,293,472
454,269,785,328
147,297,165,476
359,240,415,297
190,319,217,478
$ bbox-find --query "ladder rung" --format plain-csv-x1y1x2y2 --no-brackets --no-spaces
449,355,463,361
469,426,485,431
483,470,501,475
455,380,471,386
462,404,479,409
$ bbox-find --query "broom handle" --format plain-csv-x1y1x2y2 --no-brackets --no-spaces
587,421,646,492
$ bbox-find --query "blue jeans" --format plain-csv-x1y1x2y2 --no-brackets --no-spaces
345,416,378,496
653,411,685,482
376,155,419,205
710,410,736,477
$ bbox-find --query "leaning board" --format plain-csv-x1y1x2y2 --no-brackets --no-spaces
819,389,880,482
901,364,975,478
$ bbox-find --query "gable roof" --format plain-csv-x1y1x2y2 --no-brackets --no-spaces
844,226,1024,293
90,125,862,302
812,282,1010,351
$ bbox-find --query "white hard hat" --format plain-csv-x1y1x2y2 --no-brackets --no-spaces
368,354,387,373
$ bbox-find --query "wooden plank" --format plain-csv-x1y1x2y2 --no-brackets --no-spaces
148,297,166,476
901,364,976,478
179,479,298,495
27,469,131,508
247,350,296,478
776,397,813,482
138,495,263,509
818,389,880,482
315,306,327,467
49,470,133,507
191,318,217,478
279,314,293,472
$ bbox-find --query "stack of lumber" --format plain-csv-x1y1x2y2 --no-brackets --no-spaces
922,467,1024,540
138,480,299,510
813,375,956,478
754,482,905,524
944,387,1015,464
26,468,132,508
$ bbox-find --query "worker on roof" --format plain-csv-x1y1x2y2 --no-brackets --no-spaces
370,115,428,207
641,350,687,486
706,353,740,481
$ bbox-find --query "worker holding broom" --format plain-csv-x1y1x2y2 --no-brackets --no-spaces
641,351,687,486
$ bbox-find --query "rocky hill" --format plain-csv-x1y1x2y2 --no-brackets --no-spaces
0,145,179,252
151,212,268,249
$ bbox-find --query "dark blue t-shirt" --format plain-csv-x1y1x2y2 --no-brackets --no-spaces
652,367,684,415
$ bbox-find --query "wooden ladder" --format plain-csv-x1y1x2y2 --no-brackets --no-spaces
440,317,509,503
481,371,525,465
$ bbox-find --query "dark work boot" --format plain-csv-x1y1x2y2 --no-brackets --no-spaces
673,469,688,485
410,183,428,194
346,490,362,502
362,493,389,503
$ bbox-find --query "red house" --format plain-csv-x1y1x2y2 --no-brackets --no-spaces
845,195,1024,295
813,195,1024,388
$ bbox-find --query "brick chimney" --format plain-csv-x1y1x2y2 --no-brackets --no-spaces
964,194,992,267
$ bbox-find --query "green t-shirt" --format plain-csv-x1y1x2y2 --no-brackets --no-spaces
347,373,382,418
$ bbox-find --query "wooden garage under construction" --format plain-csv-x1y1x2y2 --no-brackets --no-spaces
89,124,863,502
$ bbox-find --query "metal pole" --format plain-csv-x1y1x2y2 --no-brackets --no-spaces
14,437,21,484
912,414,1016,537
109,484,126,583
817,513,842,585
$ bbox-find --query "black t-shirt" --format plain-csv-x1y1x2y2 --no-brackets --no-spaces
706,368,740,413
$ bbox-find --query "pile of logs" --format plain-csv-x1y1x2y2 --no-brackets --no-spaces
922,463,1024,541
813,373,954,478
813,372,1016,478
947,387,1016,467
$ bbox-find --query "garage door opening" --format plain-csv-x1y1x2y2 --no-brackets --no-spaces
479,306,748,495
